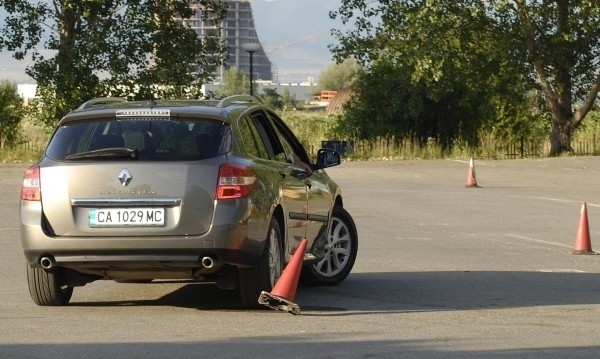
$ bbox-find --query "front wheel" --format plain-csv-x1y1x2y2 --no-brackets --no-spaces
26,265,73,306
238,217,283,308
302,205,358,286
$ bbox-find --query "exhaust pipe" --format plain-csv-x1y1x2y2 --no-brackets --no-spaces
40,256,56,270
201,256,216,269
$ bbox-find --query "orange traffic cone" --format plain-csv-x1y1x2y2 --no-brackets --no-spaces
572,202,597,255
466,157,480,187
258,238,307,314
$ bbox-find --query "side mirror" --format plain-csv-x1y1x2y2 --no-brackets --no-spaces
316,148,341,169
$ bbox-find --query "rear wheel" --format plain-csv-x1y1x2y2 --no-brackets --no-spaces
301,205,358,285
238,217,283,308
26,265,73,306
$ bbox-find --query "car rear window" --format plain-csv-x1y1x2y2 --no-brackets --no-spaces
45,118,231,161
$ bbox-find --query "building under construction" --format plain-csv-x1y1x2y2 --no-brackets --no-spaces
186,1,273,82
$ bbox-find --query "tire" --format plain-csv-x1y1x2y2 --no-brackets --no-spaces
238,217,283,308
26,265,73,306
301,205,358,286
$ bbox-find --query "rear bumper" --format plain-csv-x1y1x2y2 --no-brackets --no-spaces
20,194,269,271
21,222,266,271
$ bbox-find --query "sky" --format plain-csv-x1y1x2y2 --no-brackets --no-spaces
251,0,343,83
0,0,344,84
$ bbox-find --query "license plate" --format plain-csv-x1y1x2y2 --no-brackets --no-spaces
89,208,165,227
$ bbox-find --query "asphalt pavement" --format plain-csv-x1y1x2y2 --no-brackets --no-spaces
1,158,600,358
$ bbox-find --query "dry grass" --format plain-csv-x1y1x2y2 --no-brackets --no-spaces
4,111,600,163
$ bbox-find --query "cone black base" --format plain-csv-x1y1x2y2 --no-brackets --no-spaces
258,291,301,315
570,249,598,255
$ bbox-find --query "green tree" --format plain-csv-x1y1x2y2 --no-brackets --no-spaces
260,88,283,109
216,66,251,97
315,58,361,93
0,0,228,127
330,0,600,155
330,1,528,148
281,87,297,109
508,0,600,155
0,81,25,149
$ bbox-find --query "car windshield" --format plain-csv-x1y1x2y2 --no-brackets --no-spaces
46,118,231,161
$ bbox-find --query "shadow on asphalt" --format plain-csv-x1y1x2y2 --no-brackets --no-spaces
67,270,600,312
13,272,600,358
299,271,600,313
3,341,598,359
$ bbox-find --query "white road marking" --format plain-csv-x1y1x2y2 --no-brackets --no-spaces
452,159,496,166
504,233,571,248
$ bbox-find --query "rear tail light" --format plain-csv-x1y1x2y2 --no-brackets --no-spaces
21,165,41,201
216,163,256,199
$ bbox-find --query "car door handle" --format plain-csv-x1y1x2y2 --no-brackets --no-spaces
290,168,311,180
280,168,311,181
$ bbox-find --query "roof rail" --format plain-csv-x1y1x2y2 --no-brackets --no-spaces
78,97,126,110
217,95,261,108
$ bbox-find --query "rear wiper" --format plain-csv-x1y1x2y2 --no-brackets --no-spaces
65,148,139,160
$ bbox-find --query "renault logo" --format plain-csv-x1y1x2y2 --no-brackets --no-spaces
118,169,133,187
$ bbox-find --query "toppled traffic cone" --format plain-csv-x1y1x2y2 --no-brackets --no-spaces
258,238,307,314
466,157,480,187
572,202,597,255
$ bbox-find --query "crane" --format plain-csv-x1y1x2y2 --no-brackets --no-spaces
265,32,328,53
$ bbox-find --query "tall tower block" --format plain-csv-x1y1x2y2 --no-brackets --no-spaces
187,1,273,82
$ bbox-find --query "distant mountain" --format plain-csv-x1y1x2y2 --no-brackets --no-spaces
252,0,343,83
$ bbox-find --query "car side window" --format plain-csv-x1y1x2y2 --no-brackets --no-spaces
248,111,287,162
238,116,270,159
265,111,312,165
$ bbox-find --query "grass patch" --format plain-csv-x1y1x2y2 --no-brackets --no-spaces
0,116,47,163
4,110,600,163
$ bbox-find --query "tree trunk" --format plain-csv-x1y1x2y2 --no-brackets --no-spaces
549,116,574,156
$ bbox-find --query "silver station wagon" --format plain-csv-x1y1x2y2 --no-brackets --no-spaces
19,95,358,308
